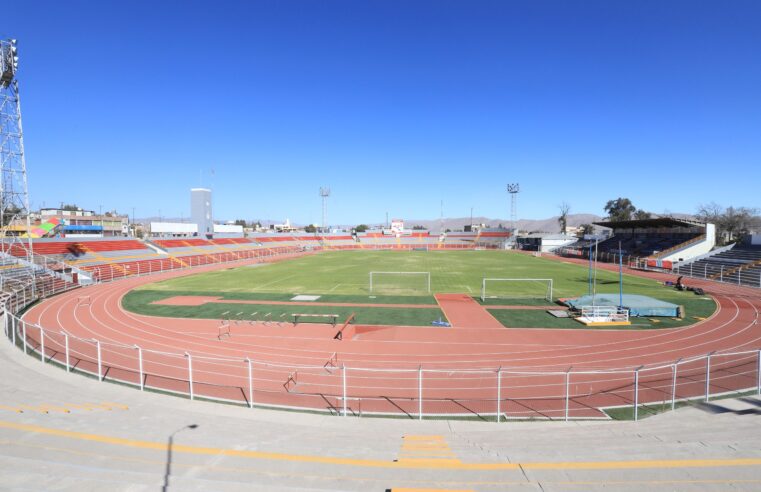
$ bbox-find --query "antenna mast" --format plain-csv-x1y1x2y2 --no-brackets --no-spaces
319,187,331,231
507,183,520,239
1,39,33,263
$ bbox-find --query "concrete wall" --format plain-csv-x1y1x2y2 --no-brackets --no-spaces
190,188,213,236
662,223,716,262
540,237,578,253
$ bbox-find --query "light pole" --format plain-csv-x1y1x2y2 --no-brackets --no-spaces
162,424,198,491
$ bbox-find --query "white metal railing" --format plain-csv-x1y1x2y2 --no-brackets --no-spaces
3,247,760,422
4,300,760,421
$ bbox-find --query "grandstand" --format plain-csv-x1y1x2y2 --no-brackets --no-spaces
675,243,761,287
558,218,715,265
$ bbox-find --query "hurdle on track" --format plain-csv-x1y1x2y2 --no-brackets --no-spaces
334,312,356,340
218,323,231,340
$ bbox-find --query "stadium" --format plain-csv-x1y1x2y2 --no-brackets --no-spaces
2,4,761,490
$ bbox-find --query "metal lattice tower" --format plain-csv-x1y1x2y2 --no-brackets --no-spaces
319,186,330,231
507,183,519,236
1,39,33,261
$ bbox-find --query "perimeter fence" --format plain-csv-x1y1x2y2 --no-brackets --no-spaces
2,247,761,421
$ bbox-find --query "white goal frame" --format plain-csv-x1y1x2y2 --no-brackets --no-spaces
481,278,553,302
369,271,431,293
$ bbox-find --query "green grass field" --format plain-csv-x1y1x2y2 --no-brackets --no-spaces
123,250,716,328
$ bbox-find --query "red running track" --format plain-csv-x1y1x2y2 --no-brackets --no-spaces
17,254,761,420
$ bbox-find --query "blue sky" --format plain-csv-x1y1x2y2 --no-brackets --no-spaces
6,0,760,225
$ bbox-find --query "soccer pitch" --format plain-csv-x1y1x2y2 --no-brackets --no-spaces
127,250,716,329
136,249,703,301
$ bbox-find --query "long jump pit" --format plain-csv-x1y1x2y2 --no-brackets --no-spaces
434,293,504,328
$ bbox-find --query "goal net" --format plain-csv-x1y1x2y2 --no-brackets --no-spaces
481,278,553,302
369,271,431,294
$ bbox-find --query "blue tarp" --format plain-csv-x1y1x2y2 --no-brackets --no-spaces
564,294,679,317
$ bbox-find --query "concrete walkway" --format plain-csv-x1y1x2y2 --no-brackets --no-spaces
1,337,761,491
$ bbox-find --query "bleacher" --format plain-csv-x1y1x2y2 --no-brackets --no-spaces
677,244,761,287
5,238,159,267
594,232,701,258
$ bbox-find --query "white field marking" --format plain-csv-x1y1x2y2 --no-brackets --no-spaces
250,274,298,290
327,283,343,292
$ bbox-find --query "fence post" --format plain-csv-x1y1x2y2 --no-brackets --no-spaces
757,350,761,395
186,352,194,400
418,366,423,421
565,368,571,422
720,265,723,282
705,352,715,402
22,321,27,354
63,332,70,372
10,313,15,347
671,358,681,411
690,263,693,276
135,345,144,391
342,365,348,417
704,263,707,278
40,328,45,362
96,339,102,381
496,368,502,423
246,358,253,408
634,366,642,421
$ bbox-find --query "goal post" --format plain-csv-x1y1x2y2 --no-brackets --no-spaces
481,278,553,302
369,271,431,294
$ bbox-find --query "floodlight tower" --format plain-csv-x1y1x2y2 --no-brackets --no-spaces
319,186,330,231
0,39,33,261
507,183,519,237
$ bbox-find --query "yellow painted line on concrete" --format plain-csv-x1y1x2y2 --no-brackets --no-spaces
2,419,761,471
65,403,97,411
400,435,462,464
3,436,761,489
37,404,71,414
100,401,129,410
17,405,49,414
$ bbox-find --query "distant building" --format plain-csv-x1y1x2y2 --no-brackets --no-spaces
148,222,198,238
32,208,128,238
213,223,244,238
190,188,213,237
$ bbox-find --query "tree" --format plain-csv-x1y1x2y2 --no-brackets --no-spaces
604,198,637,221
234,219,247,227
304,224,317,233
696,203,759,244
412,225,427,230
633,209,652,220
557,202,570,234
61,203,80,211
577,224,594,238
355,224,369,232
1,204,22,226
